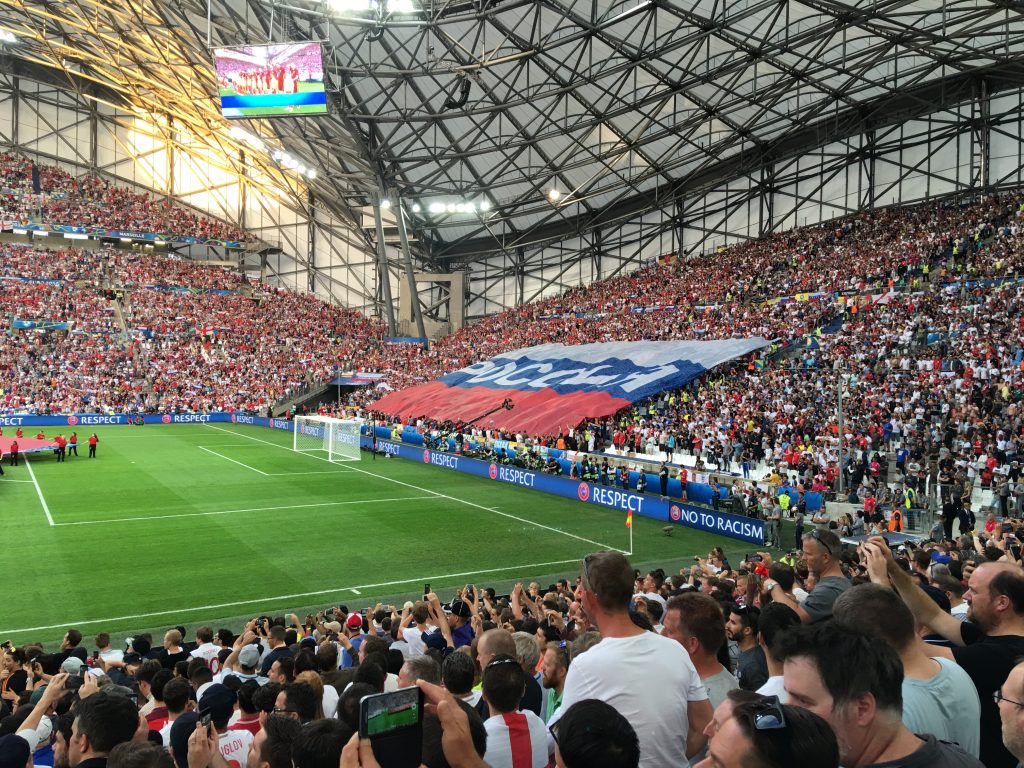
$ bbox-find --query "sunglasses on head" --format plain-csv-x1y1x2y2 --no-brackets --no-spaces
808,529,833,555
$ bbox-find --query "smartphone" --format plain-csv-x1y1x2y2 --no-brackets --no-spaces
1010,544,1021,561
92,650,99,660
199,708,212,732
1002,522,1013,533
359,688,424,768
746,553,763,563
423,583,430,598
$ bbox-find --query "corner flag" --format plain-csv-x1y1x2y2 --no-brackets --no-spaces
626,510,632,528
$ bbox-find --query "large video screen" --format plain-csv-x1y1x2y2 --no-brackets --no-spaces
213,42,327,119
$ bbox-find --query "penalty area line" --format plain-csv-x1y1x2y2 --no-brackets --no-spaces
198,446,269,476
205,424,627,554
0,557,588,636
25,456,54,527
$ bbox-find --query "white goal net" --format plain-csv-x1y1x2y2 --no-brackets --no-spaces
293,416,362,462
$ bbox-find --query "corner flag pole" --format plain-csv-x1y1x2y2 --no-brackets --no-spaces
626,509,634,556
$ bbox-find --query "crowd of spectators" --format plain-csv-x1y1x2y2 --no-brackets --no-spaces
2,531,1022,768
350,192,1024,520
0,152,250,243
4,182,1024,521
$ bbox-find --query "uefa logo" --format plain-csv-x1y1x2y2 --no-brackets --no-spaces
423,449,430,463
489,463,498,479
670,505,682,521
577,483,590,501
162,414,172,423
67,415,78,425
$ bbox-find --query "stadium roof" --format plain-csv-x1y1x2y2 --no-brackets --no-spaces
2,0,1024,264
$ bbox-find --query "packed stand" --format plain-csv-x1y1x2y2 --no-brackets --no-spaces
0,151,250,243
2,529,1022,768
356,192,1024,519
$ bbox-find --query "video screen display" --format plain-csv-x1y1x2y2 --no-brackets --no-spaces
213,42,327,119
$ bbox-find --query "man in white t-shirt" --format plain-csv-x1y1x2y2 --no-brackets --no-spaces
198,683,252,768
398,602,434,657
482,653,549,768
93,633,123,667
191,626,222,674
548,552,712,768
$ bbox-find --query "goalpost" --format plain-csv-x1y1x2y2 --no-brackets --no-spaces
293,415,363,462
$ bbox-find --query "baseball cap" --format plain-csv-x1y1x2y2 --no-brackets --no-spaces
322,621,342,634
61,658,86,675
198,684,237,723
238,646,260,669
919,584,952,614
16,715,53,752
448,599,472,619
169,712,200,763
0,735,31,768
423,633,448,652
346,613,364,630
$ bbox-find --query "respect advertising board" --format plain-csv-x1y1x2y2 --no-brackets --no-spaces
0,412,295,429
367,438,764,545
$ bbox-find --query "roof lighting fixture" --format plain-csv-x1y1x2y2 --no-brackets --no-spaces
547,189,561,202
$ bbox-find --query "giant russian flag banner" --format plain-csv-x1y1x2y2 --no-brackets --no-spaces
369,338,770,435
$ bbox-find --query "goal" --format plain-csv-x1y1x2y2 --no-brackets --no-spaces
293,415,362,462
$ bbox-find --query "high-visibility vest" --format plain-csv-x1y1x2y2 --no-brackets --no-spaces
888,510,904,532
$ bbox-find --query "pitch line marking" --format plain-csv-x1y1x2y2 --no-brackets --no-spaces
0,557,590,636
52,496,437,527
198,446,269,475
25,456,54,527
265,470,354,476
0,478,34,483
205,425,627,554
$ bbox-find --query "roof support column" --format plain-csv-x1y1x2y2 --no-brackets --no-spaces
372,193,397,335
394,192,426,340
976,78,991,190
308,191,317,294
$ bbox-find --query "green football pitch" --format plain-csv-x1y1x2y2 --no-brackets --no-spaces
0,424,777,647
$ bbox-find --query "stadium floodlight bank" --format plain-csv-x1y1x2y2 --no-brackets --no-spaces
292,415,362,462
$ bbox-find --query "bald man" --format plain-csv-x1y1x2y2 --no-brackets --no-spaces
997,660,1024,768
861,539,1024,768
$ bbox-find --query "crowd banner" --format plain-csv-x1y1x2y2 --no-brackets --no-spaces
362,437,764,545
370,339,770,436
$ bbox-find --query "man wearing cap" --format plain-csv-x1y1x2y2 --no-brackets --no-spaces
198,683,253,768
218,645,267,685
10,671,67,763
443,599,475,649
